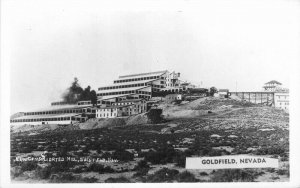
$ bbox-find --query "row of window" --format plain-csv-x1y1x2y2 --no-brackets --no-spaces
97,100,113,104
97,113,117,118
166,84,179,87
96,106,146,118
279,102,289,105
10,116,76,123
99,83,149,91
278,96,288,99
112,102,134,106
51,102,69,106
113,76,162,84
24,109,84,116
98,109,115,112
78,101,91,105
97,90,151,96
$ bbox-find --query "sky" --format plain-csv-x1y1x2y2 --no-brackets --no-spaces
2,0,300,114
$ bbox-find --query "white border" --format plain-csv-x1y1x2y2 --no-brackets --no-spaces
1,0,300,188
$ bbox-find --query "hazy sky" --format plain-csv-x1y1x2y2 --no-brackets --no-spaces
3,0,300,114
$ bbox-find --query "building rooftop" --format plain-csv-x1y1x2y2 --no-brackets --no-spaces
98,104,134,109
98,94,132,100
219,89,229,92
117,99,145,103
11,113,82,120
118,70,167,79
265,80,282,85
98,79,157,90
97,86,151,94
166,93,182,96
25,104,93,113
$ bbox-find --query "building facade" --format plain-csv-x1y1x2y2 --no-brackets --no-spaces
96,99,147,118
230,80,289,111
11,70,194,123
10,101,96,126
96,70,189,105
218,89,229,98
274,92,289,111
165,94,183,103
263,80,282,92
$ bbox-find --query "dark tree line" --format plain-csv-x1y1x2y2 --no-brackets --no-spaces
62,77,97,105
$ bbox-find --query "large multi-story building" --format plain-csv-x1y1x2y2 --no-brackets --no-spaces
10,101,96,126
10,70,194,123
96,99,147,118
96,70,187,105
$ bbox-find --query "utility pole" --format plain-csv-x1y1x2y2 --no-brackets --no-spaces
236,81,237,92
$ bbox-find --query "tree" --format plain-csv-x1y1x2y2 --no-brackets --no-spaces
209,87,218,96
62,77,83,103
79,86,91,101
90,90,97,105
62,78,97,104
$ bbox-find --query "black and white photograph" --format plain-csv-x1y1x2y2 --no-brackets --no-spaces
1,0,300,187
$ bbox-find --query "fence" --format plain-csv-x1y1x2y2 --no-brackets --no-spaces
229,92,274,106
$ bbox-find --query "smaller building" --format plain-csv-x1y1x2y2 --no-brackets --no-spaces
165,94,183,103
274,92,289,111
218,89,229,98
10,100,96,126
96,106,124,118
78,100,92,106
263,80,282,92
96,99,147,118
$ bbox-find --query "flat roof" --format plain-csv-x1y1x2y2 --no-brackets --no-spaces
265,80,282,85
118,70,167,79
117,99,145,103
99,94,131,100
98,79,157,90
25,104,93,113
98,104,134,109
11,113,82,120
229,91,275,94
219,89,229,92
97,86,151,94
166,93,182,96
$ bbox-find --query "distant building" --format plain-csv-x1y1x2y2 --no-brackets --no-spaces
96,99,147,118
274,92,289,111
263,80,282,92
230,80,289,111
218,89,229,98
77,100,92,106
181,82,196,91
97,70,193,105
10,101,96,126
263,80,289,111
165,94,183,103
11,70,195,124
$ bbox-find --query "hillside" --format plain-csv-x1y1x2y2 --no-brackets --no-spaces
11,96,289,183
11,97,289,134
160,97,259,119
